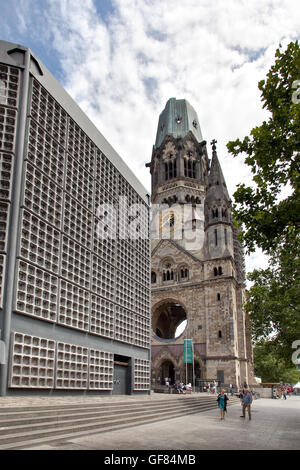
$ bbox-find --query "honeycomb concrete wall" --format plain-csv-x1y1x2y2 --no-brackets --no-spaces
0,40,151,396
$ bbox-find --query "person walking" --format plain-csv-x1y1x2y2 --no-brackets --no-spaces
240,389,252,420
283,388,287,400
217,389,228,420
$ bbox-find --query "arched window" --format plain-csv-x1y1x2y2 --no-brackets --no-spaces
212,208,219,218
163,262,174,282
180,268,189,280
164,156,177,181
164,269,174,281
151,272,157,284
214,267,223,276
184,151,196,178
222,208,227,218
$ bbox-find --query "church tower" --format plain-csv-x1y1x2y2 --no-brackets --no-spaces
147,98,254,389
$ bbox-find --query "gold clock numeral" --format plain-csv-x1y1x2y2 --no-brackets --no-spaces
159,210,180,232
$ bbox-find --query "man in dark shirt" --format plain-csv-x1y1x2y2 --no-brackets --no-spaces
240,389,252,420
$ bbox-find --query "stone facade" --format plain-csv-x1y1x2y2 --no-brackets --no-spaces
147,98,255,389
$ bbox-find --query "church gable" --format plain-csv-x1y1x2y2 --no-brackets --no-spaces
151,239,202,284
152,239,199,264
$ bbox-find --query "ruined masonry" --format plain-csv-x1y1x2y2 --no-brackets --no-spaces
146,97,255,388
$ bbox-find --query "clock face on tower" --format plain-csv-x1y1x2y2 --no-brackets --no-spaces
159,208,181,233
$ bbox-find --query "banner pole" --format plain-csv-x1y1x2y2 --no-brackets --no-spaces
185,340,187,384
192,342,195,390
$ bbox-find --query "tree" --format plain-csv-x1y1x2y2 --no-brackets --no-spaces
245,233,300,365
254,339,299,384
227,41,300,254
227,41,300,371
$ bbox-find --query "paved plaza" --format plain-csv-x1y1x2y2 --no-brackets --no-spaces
22,395,300,451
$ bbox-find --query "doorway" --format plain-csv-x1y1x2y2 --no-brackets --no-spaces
160,360,175,385
113,354,131,395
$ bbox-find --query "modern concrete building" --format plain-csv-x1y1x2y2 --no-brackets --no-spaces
147,98,255,389
0,40,151,396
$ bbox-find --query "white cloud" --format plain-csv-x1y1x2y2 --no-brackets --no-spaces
8,0,300,273
245,250,270,287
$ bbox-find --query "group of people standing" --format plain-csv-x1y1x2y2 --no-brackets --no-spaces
174,382,192,393
203,382,219,394
164,378,192,393
273,385,295,399
217,388,253,420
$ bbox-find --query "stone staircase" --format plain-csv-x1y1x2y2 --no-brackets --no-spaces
0,394,241,449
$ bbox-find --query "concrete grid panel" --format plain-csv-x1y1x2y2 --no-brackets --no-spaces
58,279,90,332
26,119,65,188
0,152,14,201
91,255,115,302
19,209,61,274
15,259,58,323
30,79,67,147
0,106,18,153
135,315,151,349
67,118,95,176
0,201,10,254
9,331,56,389
60,234,91,290
65,154,94,212
133,358,150,391
9,332,117,391
63,194,93,250
55,341,89,390
89,348,114,390
90,294,114,339
22,161,63,230
114,305,135,345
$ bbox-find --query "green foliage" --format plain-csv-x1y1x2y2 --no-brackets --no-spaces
227,41,300,254
254,339,299,384
227,41,300,368
246,232,300,364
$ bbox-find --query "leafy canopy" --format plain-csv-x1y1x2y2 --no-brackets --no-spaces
254,339,299,383
227,41,300,254
246,232,300,364
227,41,300,374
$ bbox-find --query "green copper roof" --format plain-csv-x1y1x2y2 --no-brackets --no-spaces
154,98,203,148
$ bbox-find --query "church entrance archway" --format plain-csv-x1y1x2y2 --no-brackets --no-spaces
152,300,187,340
160,360,175,385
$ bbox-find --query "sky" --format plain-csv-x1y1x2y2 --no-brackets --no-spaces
1,0,299,275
